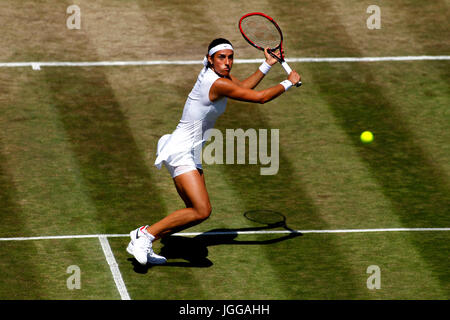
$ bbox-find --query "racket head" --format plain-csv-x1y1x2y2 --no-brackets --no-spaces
239,12,284,60
244,210,286,227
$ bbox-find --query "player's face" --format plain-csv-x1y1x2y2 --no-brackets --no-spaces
209,49,233,77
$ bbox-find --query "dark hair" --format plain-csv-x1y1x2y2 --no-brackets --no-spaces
206,38,233,68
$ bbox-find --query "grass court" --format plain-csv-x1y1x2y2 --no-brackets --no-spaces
0,0,449,300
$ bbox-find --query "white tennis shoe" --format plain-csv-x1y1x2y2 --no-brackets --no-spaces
127,226,167,265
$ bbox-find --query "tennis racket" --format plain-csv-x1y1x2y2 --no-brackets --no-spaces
239,12,302,87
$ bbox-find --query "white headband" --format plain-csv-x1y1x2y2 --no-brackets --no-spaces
208,43,234,56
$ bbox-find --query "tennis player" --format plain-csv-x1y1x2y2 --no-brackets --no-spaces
127,38,301,265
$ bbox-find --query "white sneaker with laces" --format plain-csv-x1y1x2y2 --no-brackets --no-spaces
127,226,167,265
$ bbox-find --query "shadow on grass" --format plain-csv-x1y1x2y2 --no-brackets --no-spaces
128,210,302,274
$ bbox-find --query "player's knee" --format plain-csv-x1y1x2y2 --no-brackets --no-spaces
195,203,212,221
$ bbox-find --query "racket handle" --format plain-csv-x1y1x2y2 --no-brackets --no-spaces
281,61,292,74
281,61,302,87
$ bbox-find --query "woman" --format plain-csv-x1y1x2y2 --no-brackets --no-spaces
127,38,301,265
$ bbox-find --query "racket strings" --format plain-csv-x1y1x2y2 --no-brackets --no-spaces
240,16,280,49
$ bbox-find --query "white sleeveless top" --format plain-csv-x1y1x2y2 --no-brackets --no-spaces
154,67,227,169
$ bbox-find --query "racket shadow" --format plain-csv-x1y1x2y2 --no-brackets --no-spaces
129,210,301,272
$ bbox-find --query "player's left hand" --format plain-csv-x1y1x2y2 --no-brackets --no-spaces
264,48,281,66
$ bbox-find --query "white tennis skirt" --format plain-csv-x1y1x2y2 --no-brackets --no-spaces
154,134,203,178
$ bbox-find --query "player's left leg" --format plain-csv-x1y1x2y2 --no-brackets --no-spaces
146,168,211,240
128,168,211,265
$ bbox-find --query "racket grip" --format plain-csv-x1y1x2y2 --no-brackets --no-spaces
281,61,302,87
281,61,292,74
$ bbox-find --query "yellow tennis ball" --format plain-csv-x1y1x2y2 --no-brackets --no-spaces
360,131,374,143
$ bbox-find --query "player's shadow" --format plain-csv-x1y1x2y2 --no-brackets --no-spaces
128,211,301,274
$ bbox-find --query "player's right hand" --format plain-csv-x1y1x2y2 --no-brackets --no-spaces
288,70,301,85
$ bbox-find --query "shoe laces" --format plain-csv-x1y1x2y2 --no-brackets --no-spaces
136,232,152,253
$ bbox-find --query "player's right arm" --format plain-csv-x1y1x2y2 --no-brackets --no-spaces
210,71,300,104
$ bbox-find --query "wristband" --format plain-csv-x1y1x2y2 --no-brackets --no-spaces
280,80,293,91
258,61,272,75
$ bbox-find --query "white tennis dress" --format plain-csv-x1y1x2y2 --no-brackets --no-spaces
154,67,227,177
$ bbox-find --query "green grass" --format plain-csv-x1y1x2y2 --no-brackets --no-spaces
108,231,449,300
0,239,119,299
0,0,449,300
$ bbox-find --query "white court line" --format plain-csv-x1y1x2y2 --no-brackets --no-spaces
98,236,131,300
1,227,447,300
1,227,449,241
0,55,449,70
173,227,450,236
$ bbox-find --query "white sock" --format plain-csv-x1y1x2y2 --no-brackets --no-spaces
141,226,155,241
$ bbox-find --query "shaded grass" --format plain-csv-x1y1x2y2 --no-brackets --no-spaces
1,62,448,300
0,239,119,299
0,137,24,235
212,97,369,298
314,61,450,226
0,68,106,236
0,0,448,300
2,62,447,300
293,0,450,291
0,137,46,299
110,230,448,299
42,67,167,233
389,0,450,54
274,0,449,57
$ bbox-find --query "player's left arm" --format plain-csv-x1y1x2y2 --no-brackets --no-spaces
230,48,280,89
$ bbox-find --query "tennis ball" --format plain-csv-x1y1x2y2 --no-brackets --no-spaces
360,131,374,144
